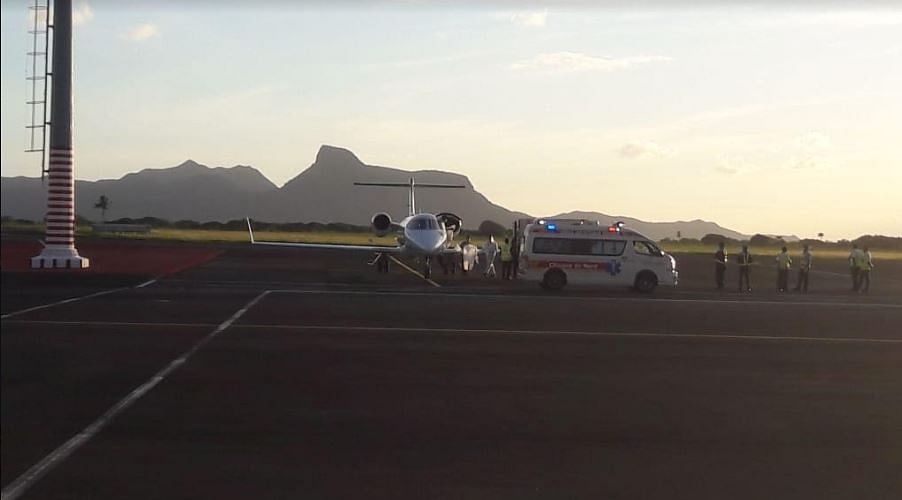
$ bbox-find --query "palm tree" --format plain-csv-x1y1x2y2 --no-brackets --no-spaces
94,195,111,222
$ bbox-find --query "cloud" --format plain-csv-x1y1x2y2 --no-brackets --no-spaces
618,140,669,159
73,2,94,26
125,23,159,42
714,155,750,175
510,10,548,28
510,52,671,73
789,131,832,169
750,11,902,30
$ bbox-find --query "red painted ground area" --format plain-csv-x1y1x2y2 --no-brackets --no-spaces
0,240,222,277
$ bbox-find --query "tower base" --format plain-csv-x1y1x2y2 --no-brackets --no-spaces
31,247,90,269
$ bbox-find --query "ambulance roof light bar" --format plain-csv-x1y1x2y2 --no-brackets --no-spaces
536,218,601,226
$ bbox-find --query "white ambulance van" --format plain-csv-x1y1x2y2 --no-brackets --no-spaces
516,219,678,293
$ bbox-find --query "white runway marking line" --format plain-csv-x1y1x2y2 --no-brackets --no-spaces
0,290,271,500
1,319,218,328
234,324,902,345
266,288,902,309
4,318,900,344
0,287,130,320
134,278,158,288
388,255,441,288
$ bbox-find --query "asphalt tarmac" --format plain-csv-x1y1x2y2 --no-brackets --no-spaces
2,244,901,499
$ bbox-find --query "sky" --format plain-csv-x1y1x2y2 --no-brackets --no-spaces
1,1,901,239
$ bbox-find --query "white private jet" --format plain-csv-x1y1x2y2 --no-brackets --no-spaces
246,177,470,278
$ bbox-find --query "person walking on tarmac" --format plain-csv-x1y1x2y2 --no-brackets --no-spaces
714,242,727,290
483,235,499,278
849,244,865,291
794,244,813,293
859,246,875,293
461,236,478,274
737,244,753,292
511,236,520,279
500,237,514,280
775,246,792,292
369,252,390,273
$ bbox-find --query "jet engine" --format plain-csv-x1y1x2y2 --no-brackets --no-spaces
436,212,463,235
371,212,393,236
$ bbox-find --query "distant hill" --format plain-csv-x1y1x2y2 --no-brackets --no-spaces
550,211,749,241
2,144,755,239
259,146,528,227
1,160,276,223
0,146,527,229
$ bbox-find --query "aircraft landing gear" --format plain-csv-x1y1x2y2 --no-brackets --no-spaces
423,256,432,280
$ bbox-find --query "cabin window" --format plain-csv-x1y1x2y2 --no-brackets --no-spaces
532,238,625,256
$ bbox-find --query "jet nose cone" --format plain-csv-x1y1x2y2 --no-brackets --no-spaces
408,229,446,254
425,231,445,252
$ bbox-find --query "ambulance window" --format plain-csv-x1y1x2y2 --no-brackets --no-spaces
602,240,627,256
570,239,595,255
590,240,626,256
590,240,605,255
533,238,626,256
633,240,663,256
533,238,570,254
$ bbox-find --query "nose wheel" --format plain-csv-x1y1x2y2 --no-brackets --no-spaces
423,256,432,279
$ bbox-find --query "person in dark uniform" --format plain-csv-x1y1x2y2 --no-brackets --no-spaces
370,252,390,273
511,235,520,279
714,242,727,290
737,244,753,292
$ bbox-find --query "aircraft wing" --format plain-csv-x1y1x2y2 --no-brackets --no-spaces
246,218,403,253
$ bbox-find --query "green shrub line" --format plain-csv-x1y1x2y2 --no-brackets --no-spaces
3,216,899,257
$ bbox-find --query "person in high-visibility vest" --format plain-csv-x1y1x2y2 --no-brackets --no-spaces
737,244,753,293
500,237,514,280
793,244,812,293
775,246,792,292
849,244,866,291
714,242,727,290
858,246,874,293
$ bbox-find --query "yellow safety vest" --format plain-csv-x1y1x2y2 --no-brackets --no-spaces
776,253,792,270
500,243,512,261
854,252,869,270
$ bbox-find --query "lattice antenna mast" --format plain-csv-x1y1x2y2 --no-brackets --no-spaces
25,0,52,180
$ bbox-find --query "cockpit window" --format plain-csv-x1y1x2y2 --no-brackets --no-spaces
409,216,438,230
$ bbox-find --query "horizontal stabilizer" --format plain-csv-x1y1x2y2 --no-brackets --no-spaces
354,182,465,189
355,176,465,217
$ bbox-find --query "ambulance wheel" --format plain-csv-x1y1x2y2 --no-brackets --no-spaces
634,271,658,293
542,269,567,291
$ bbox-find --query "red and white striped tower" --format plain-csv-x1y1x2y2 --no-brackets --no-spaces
31,0,89,269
